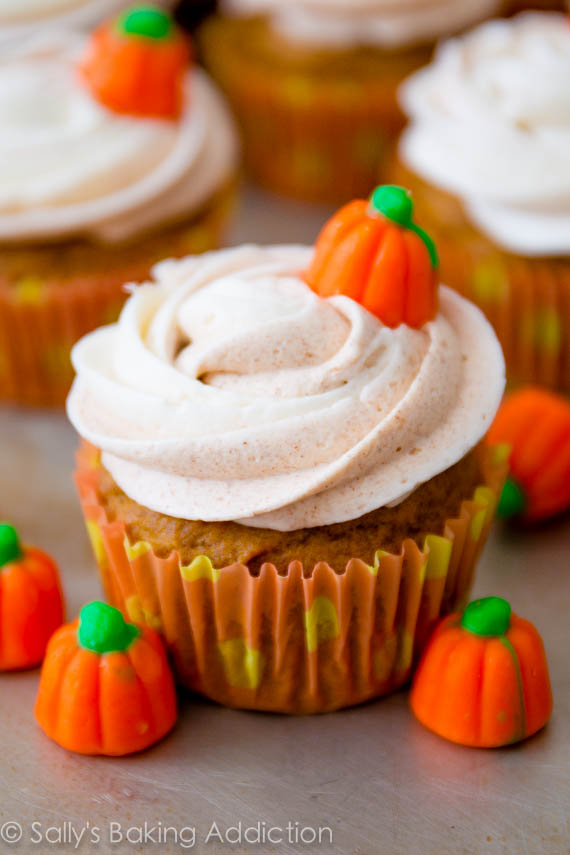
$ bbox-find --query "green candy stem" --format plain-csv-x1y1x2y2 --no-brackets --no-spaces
461,596,512,637
78,602,140,654
117,4,174,40
369,184,439,269
497,477,526,519
370,184,413,226
0,523,23,568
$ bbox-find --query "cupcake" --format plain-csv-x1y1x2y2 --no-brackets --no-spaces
68,186,506,714
392,13,570,392
199,0,504,203
0,5,238,407
0,0,174,45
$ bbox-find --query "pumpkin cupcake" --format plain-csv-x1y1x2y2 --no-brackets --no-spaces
392,12,570,391
199,0,504,203
0,5,238,407
68,186,507,714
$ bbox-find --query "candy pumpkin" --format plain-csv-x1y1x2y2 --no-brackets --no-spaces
487,386,570,522
35,601,177,756
0,523,64,671
80,4,191,120
411,597,552,748
305,185,439,329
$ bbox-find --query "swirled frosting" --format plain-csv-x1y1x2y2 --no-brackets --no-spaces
0,1,173,41
0,33,238,243
67,245,505,531
399,13,570,256
222,0,502,49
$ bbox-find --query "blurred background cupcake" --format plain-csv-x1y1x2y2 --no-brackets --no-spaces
0,5,238,407
0,0,175,44
199,0,505,203
391,12,570,392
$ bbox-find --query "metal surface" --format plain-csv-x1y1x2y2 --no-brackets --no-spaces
0,188,569,855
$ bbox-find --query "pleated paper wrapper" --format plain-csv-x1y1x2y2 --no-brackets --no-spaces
388,156,570,393
76,442,508,715
0,183,235,407
200,16,433,203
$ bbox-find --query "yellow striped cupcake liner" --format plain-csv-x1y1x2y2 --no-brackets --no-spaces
388,155,570,393
76,441,507,714
200,16,432,203
0,182,236,407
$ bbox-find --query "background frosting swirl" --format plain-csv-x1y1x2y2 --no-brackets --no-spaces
0,1,173,41
0,33,238,243
222,0,501,49
68,245,505,531
399,13,570,256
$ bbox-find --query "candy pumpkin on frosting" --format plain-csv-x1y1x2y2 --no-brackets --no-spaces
35,601,177,756
411,597,552,748
487,386,570,522
0,523,64,672
305,185,439,329
80,4,191,120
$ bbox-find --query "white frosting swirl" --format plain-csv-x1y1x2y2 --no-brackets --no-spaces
0,33,238,243
67,245,505,531
222,0,502,49
399,13,570,256
0,1,173,42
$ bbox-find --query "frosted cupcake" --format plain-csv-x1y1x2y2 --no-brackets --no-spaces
0,5,238,406
69,186,507,714
199,0,504,203
0,0,174,44
393,13,570,391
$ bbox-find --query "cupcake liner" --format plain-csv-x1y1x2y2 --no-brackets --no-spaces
200,17,431,203
388,156,570,393
75,442,508,714
0,182,236,407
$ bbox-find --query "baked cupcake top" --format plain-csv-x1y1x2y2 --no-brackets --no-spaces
399,12,570,256
68,193,505,531
222,0,503,49
0,9,238,244
0,0,174,43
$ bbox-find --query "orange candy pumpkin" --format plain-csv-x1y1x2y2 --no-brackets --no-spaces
487,386,570,522
35,601,177,756
0,523,64,671
80,5,191,120
305,185,439,329
411,597,552,748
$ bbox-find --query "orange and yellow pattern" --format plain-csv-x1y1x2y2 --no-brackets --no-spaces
75,442,507,714
200,16,432,203
388,156,570,392
0,184,235,407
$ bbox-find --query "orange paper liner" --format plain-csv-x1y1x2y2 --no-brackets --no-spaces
200,16,432,203
0,182,236,407
387,156,570,393
75,442,508,714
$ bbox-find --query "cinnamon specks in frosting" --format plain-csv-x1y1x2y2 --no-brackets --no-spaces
67,245,505,531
